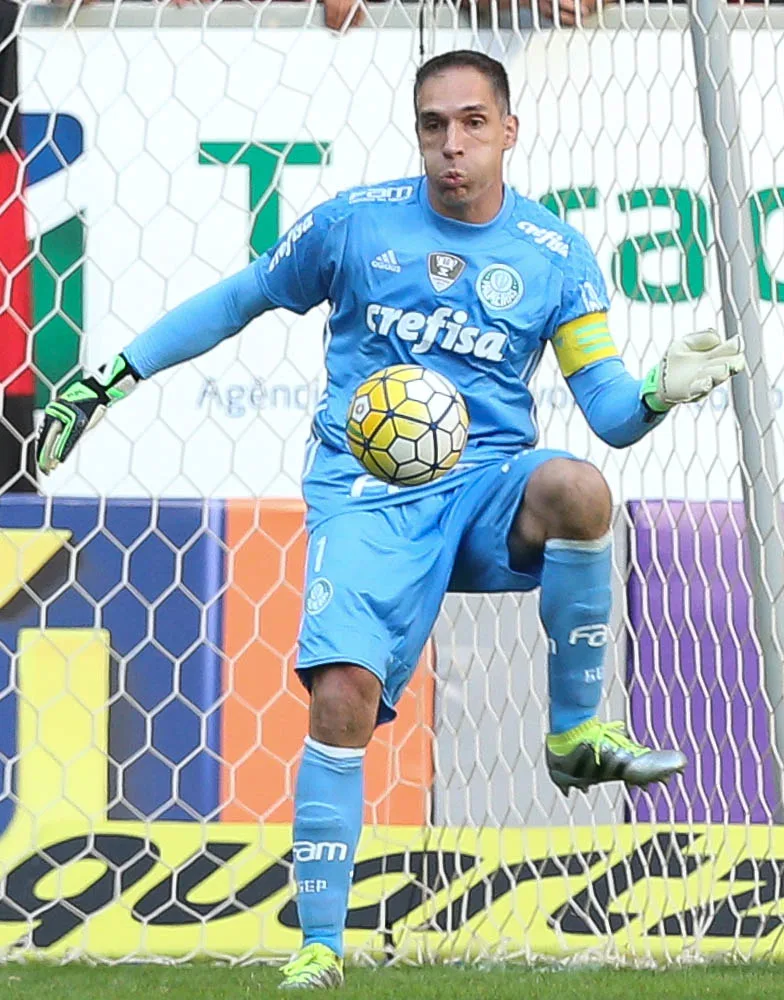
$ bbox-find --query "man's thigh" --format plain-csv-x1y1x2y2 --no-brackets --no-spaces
448,449,575,594
297,495,458,723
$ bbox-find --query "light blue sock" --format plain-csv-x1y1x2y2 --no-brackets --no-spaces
293,736,364,959
539,534,613,735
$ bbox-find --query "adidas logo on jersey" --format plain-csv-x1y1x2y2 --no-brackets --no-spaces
371,250,401,273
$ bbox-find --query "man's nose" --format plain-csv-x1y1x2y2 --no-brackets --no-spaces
443,121,463,157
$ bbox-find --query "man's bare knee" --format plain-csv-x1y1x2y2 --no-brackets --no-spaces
513,459,612,553
308,664,382,749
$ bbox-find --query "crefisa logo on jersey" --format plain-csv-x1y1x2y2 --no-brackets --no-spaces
476,264,524,311
428,252,466,293
516,220,571,257
306,577,333,615
268,213,315,272
365,303,507,361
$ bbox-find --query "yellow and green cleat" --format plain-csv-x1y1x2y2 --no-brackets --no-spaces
546,718,686,796
279,943,344,990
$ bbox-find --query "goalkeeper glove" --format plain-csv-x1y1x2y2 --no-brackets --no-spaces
641,329,746,413
36,354,140,474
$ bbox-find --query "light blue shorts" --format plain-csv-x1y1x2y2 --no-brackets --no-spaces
297,448,572,724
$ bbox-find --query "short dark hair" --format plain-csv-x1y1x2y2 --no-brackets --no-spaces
414,50,511,117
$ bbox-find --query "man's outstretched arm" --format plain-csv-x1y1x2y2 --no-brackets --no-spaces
35,267,273,474
37,203,346,474
123,265,273,379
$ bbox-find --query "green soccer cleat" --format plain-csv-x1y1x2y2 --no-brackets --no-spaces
546,718,687,796
279,943,344,990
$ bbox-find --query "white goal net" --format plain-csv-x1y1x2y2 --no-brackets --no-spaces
1,0,784,966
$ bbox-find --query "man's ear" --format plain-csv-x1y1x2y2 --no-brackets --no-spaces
504,114,519,151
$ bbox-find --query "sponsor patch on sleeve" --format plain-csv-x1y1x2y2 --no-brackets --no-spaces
552,312,617,378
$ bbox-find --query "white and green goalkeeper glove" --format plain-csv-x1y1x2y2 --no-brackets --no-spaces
641,329,746,413
36,354,140,474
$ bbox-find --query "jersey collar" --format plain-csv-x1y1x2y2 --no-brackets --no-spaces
418,178,514,237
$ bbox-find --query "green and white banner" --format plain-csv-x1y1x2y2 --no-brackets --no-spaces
20,25,784,499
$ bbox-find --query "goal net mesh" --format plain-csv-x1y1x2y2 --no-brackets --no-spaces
1,0,784,966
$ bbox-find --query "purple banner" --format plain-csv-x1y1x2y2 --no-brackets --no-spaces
626,500,778,822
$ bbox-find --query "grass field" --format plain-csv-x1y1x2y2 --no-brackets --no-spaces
3,963,784,1000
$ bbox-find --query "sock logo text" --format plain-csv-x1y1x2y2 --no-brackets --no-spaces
568,624,610,648
293,840,349,863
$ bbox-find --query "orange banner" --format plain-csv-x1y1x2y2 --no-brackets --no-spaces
221,499,434,826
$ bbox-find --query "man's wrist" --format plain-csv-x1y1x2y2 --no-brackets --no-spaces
640,364,673,414
117,352,141,381
95,353,140,404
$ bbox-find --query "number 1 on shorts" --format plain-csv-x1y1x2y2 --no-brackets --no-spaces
313,535,327,574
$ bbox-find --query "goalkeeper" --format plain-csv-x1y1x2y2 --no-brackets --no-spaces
38,50,744,989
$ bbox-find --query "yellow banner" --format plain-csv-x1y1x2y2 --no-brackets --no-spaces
2,625,783,961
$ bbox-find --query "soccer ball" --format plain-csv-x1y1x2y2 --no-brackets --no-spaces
346,364,469,486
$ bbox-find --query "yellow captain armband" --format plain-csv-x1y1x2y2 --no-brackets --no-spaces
551,312,618,378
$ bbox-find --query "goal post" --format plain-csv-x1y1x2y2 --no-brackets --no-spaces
689,0,784,825
1,0,784,965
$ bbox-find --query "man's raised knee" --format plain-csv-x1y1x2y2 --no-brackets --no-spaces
517,458,612,546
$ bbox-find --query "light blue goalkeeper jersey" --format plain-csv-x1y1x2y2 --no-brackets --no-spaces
125,176,659,509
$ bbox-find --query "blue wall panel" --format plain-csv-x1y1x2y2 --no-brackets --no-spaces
0,496,226,833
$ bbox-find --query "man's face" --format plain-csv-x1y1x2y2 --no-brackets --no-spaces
416,66,518,217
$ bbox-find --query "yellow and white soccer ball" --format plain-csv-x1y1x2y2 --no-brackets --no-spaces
346,364,469,486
